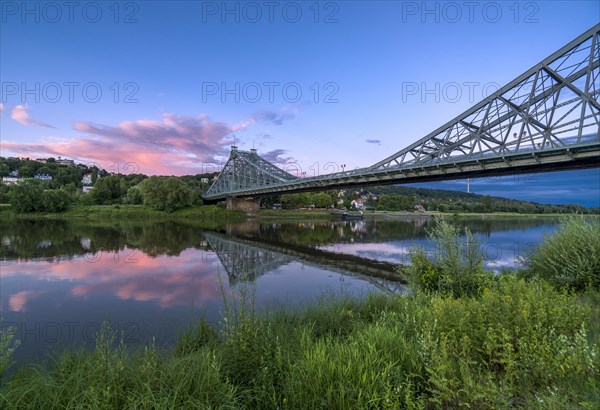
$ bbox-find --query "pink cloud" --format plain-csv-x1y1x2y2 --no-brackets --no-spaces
2,113,253,175
1,113,253,175
8,290,45,312
1,110,302,176
11,105,55,128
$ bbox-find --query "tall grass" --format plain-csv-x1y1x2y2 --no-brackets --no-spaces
0,320,20,380
3,281,597,409
408,219,493,297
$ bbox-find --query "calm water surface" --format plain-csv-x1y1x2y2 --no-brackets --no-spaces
0,216,559,363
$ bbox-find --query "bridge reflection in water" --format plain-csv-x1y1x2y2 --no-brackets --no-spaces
203,231,409,295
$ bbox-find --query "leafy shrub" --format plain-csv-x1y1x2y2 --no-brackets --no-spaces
522,217,600,290
41,189,71,212
8,182,43,213
138,176,194,212
89,174,129,205
409,219,492,297
420,276,598,408
8,183,71,213
122,185,143,205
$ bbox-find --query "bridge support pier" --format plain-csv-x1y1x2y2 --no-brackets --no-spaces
226,197,260,213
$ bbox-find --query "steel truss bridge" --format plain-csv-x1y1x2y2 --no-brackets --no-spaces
203,25,600,201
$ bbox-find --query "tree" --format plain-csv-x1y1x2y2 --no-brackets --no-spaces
138,176,194,212
0,164,9,177
281,193,300,209
8,182,43,213
36,166,53,176
481,195,493,212
41,189,71,212
18,163,35,178
313,192,333,208
90,175,128,204
123,186,144,205
0,184,10,203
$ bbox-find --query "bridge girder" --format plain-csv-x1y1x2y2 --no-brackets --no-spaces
203,147,297,199
202,25,600,201
370,24,600,170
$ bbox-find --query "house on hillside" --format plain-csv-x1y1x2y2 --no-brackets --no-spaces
2,176,23,185
414,204,426,213
57,157,75,166
351,198,365,210
34,173,52,181
82,173,94,193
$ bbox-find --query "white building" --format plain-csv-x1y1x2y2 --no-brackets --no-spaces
34,173,53,181
57,157,75,166
2,176,22,185
351,198,365,210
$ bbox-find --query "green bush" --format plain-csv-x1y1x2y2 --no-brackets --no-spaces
522,217,600,290
122,186,143,205
7,183,71,213
40,189,71,212
89,175,129,205
8,182,43,213
138,176,194,212
408,219,492,297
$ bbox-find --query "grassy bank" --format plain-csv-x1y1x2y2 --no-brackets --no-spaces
2,204,593,221
371,210,599,218
439,211,600,218
0,204,244,220
1,281,598,409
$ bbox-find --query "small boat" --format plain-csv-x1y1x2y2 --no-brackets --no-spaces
330,210,364,220
342,212,364,220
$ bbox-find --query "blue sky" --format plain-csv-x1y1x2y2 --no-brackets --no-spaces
1,1,598,206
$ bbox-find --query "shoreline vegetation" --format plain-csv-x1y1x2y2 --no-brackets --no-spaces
1,218,599,408
0,204,245,220
1,203,598,221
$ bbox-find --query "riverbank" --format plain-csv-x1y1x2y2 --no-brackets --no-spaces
1,204,594,221
0,204,245,220
1,279,598,409
257,208,594,220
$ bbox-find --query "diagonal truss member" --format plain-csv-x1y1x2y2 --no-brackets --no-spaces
204,147,298,198
370,24,600,170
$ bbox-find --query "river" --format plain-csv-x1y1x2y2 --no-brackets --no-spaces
0,216,560,363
